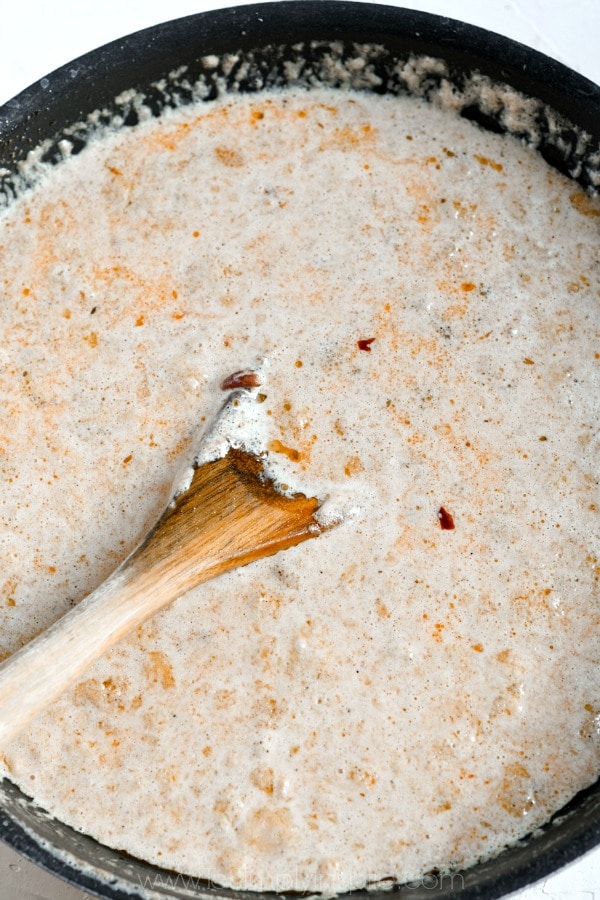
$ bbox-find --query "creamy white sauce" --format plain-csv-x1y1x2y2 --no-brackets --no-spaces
0,87,598,893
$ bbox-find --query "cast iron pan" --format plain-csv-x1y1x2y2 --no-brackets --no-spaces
0,3,599,898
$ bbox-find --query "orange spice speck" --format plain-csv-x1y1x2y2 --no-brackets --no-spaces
474,154,503,172
268,439,301,462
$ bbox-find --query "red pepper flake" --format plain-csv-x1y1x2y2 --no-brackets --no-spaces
438,507,455,530
358,337,376,352
221,370,261,390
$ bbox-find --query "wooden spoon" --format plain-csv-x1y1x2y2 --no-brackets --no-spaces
0,438,327,746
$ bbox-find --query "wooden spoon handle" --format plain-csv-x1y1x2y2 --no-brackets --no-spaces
0,449,323,747
0,569,153,746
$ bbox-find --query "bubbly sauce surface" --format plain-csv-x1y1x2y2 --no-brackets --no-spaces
0,88,599,893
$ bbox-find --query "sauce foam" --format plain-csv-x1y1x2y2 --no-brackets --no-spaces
0,86,598,893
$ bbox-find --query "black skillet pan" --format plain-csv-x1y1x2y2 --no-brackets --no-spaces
0,3,599,898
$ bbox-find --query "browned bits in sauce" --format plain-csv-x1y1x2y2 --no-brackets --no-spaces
358,337,375,351
221,370,262,390
437,507,455,530
569,191,600,218
215,146,244,168
344,456,364,477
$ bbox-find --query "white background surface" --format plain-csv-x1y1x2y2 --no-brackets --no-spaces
1,1,599,898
